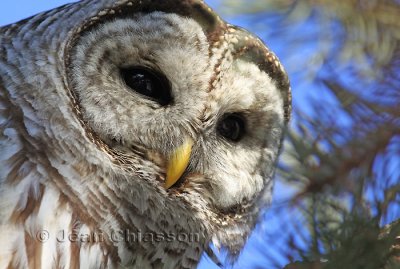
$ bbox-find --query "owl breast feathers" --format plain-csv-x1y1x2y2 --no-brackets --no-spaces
0,0,291,268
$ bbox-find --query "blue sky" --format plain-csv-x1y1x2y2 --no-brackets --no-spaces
0,1,298,268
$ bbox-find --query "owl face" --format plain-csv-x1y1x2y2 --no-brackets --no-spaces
70,12,284,207
0,0,290,263
64,0,290,254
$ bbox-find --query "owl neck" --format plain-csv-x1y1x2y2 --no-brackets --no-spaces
1,159,210,269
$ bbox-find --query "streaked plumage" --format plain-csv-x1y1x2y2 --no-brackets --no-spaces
0,0,291,268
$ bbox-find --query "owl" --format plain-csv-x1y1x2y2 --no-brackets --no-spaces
0,0,291,268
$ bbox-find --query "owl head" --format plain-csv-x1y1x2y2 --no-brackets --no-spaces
1,0,291,264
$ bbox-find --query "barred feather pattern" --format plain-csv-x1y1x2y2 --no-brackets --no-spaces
0,0,291,268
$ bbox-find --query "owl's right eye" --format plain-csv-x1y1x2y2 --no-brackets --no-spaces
121,67,172,106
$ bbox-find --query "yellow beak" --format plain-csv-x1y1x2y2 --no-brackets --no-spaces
165,139,194,189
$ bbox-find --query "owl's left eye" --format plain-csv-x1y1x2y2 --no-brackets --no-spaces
217,114,246,142
121,67,172,106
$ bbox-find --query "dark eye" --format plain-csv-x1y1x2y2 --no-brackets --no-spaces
120,67,172,106
217,114,246,142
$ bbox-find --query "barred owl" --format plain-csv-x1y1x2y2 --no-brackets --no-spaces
0,0,291,268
